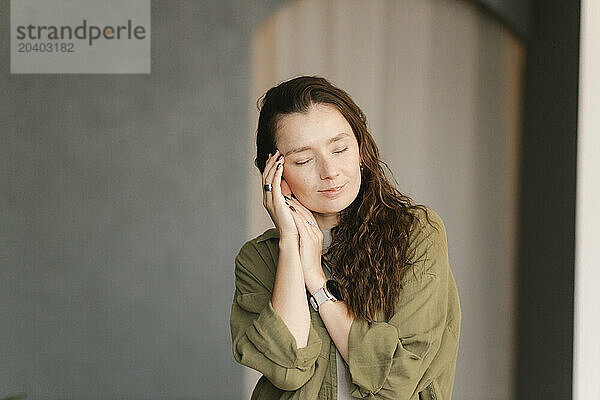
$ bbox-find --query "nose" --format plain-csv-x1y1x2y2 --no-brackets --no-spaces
319,156,340,180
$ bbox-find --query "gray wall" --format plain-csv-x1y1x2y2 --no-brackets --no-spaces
1,1,285,399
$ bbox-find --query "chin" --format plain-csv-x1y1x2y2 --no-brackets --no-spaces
315,196,354,213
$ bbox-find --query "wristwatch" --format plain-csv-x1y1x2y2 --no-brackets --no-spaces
309,280,343,311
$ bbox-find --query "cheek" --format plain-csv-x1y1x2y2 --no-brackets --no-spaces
283,170,309,192
344,160,360,177
347,165,362,189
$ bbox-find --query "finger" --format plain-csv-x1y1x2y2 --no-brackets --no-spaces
288,196,319,225
289,203,321,243
263,151,283,206
289,204,309,240
288,200,321,246
271,155,285,200
262,150,281,186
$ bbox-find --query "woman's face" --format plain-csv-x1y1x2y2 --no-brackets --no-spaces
275,103,362,224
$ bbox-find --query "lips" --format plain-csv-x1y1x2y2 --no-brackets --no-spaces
319,183,346,195
320,184,344,192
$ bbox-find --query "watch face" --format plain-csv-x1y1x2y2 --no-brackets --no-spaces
326,280,343,301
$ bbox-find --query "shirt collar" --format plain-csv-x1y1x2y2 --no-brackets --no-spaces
256,228,279,243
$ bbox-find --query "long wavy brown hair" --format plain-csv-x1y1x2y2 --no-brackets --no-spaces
255,76,437,323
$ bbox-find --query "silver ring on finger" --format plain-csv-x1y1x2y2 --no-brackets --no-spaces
263,184,272,192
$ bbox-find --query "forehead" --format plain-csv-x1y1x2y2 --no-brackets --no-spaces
275,103,353,148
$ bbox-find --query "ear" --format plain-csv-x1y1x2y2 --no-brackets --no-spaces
280,178,292,197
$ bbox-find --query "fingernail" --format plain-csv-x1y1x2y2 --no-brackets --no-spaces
268,152,272,157
276,163,281,170
289,205,296,212
276,154,283,161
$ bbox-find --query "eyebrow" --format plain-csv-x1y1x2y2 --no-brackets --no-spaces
284,132,350,157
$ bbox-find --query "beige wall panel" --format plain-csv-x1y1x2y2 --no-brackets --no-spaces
246,1,525,398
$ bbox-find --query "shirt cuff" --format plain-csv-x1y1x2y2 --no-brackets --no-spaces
246,299,322,370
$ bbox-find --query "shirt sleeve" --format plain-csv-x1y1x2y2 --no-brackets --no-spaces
347,210,451,399
230,240,322,391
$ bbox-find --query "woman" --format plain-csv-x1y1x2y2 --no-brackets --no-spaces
230,76,461,400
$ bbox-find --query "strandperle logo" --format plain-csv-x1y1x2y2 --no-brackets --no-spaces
15,19,146,46
11,0,150,74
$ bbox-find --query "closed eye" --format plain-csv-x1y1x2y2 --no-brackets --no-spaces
295,147,348,166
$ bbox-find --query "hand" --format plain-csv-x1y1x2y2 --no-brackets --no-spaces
262,150,298,241
287,196,327,292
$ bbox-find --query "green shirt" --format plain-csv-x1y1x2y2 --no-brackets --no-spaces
230,207,461,399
